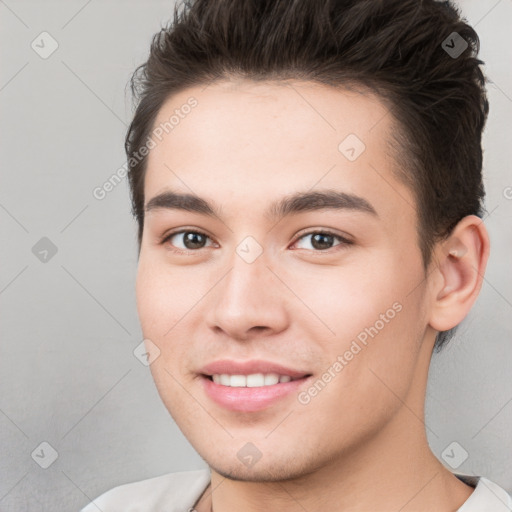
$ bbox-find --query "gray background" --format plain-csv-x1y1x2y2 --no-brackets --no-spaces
0,1,511,510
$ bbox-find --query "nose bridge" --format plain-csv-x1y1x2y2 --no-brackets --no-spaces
219,248,271,315
226,248,266,298
208,244,288,338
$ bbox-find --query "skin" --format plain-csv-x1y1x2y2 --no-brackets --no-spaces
136,79,489,512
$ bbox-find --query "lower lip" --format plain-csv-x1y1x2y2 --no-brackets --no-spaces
201,375,311,412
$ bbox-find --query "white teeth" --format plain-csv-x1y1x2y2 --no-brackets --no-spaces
246,373,265,387
264,373,279,386
211,373,296,387
229,375,247,387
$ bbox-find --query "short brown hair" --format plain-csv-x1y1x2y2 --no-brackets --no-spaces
125,0,489,350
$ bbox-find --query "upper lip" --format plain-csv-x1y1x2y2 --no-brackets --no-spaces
200,359,311,379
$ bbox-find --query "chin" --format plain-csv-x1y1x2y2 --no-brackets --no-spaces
204,449,321,483
210,464,301,483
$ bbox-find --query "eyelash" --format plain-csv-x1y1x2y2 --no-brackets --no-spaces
160,228,353,256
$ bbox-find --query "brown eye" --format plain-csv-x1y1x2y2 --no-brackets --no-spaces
165,230,214,251
293,231,352,251
310,233,336,250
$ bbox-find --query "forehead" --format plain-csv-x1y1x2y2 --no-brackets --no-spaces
149,79,392,167
144,79,415,228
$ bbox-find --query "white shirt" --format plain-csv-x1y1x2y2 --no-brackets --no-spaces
80,469,512,512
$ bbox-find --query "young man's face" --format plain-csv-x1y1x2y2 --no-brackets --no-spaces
136,80,436,481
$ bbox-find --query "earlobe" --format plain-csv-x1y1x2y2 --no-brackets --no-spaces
429,215,490,332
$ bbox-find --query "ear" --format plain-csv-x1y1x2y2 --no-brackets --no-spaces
428,215,490,333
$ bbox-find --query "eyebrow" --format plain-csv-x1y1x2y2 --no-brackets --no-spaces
145,189,378,220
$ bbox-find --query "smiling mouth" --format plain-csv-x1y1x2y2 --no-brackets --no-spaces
199,371,313,412
203,373,311,388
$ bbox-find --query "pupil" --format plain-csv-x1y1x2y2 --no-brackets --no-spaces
312,233,333,250
184,232,205,249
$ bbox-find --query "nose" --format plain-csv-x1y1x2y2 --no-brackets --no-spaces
205,250,290,341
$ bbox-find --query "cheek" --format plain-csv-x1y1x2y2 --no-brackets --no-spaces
287,253,426,384
135,260,196,405
282,255,404,340
135,255,218,383
338,268,426,405
135,260,163,335
135,255,200,336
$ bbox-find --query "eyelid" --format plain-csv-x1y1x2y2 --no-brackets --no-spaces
160,227,215,243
